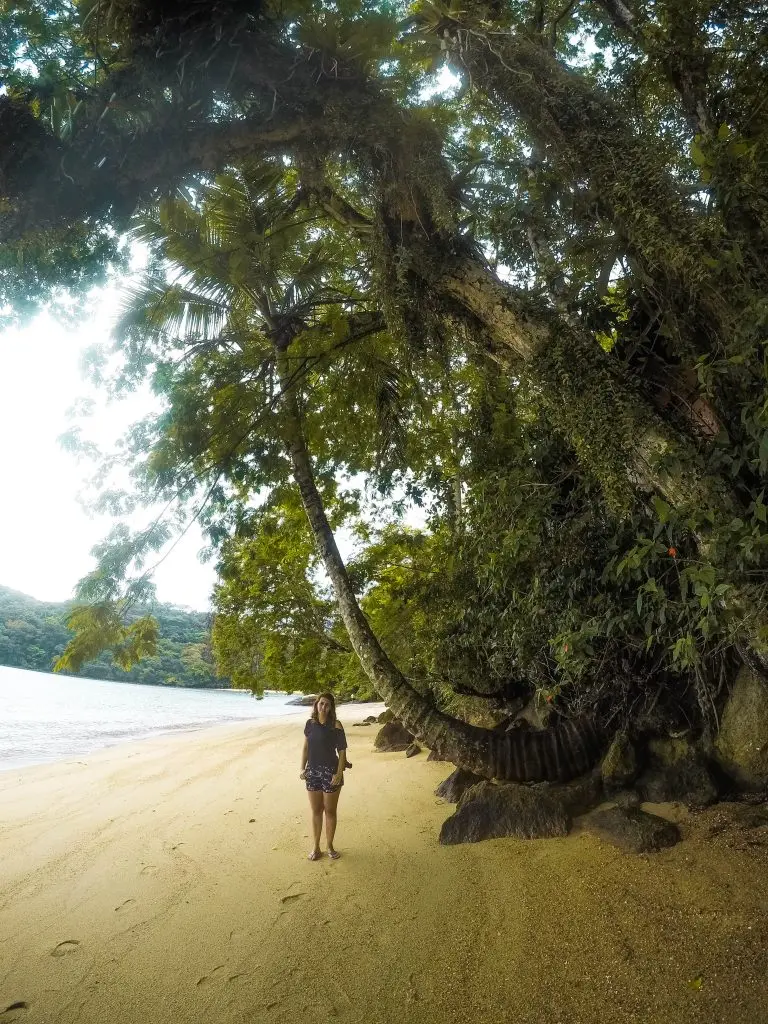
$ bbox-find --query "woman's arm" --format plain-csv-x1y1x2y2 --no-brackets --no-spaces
332,724,346,786
300,737,309,779
332,750,345,787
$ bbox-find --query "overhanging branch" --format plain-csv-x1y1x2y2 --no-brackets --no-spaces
1,113,313,243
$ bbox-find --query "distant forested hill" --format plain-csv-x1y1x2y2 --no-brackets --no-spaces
0,586,227,688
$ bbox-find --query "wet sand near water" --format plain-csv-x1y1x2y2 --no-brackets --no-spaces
0,710,767,1024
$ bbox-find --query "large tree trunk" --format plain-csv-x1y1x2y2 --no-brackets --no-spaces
441,256,735,517
591,0,714,136
440,21,742,341
443,258,768,665
274,343,603,782
0,25,739,489
1,13,757,625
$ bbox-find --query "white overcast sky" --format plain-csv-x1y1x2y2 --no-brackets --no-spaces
0,283,216,611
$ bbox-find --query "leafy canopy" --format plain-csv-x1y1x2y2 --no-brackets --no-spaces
4,0,768,731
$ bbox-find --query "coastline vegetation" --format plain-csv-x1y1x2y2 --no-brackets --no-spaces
0,584,225,688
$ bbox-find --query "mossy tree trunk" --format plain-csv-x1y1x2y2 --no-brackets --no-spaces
437,22,753,343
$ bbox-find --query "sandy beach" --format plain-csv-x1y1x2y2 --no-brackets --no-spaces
1,707,767,1024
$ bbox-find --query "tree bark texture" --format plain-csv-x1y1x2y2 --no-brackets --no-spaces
590,0,713,136
0,24,752,607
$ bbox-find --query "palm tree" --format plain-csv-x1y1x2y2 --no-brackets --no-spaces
80,163,602,782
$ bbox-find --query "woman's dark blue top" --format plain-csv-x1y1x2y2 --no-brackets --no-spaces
304,719,347,769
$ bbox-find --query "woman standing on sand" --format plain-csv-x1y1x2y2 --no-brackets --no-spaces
300,693,347,861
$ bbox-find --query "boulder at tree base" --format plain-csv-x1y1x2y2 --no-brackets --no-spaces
439,781,571,844
715,668,768,790
426,748,452,762
601,732,638,795
586,806,681,853
373,720,413,752
435,768,485,803
636,736,719,808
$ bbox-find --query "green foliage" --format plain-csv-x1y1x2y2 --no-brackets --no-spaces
0,585,225,687
212,488,370,698
4,0,768,737
54,603,159,673
313,374,737,728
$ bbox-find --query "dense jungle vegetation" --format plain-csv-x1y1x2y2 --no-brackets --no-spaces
2,0,767,777
0,585,225,687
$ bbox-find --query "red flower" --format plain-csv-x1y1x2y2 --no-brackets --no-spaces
668,547,677,557
546,695,554,704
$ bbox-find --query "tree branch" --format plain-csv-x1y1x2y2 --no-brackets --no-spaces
2,113,312,243
591,0,637,35
314,188,375,235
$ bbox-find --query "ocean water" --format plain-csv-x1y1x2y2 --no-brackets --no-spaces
0,665,313,771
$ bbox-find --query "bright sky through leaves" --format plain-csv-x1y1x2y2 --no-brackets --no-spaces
0,290,216,610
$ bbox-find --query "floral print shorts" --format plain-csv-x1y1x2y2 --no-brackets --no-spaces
305,766,343,793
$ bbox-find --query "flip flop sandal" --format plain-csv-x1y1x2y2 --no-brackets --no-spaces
308,850,322,861
327,850,341,860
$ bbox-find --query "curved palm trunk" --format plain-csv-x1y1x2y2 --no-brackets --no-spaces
274,345,603,782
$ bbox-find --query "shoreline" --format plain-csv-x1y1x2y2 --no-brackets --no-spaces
1,711,767,1024
0,700,385,776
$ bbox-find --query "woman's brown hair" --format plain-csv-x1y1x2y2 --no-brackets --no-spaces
311,692,337,727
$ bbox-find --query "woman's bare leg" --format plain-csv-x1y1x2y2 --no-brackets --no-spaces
323,789,341,855
308,790,324,858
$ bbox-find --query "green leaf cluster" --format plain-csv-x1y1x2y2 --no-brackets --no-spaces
0,584,225,687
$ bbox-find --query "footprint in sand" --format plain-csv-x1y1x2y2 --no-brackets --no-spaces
196,965,226,986
2,1002,29,1014
274,892,307,921
280,892,306,904
114,899,135,912
51,940,80,958
139,864,158,876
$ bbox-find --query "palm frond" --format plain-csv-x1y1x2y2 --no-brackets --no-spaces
115,277,233,348
372,357,407,469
